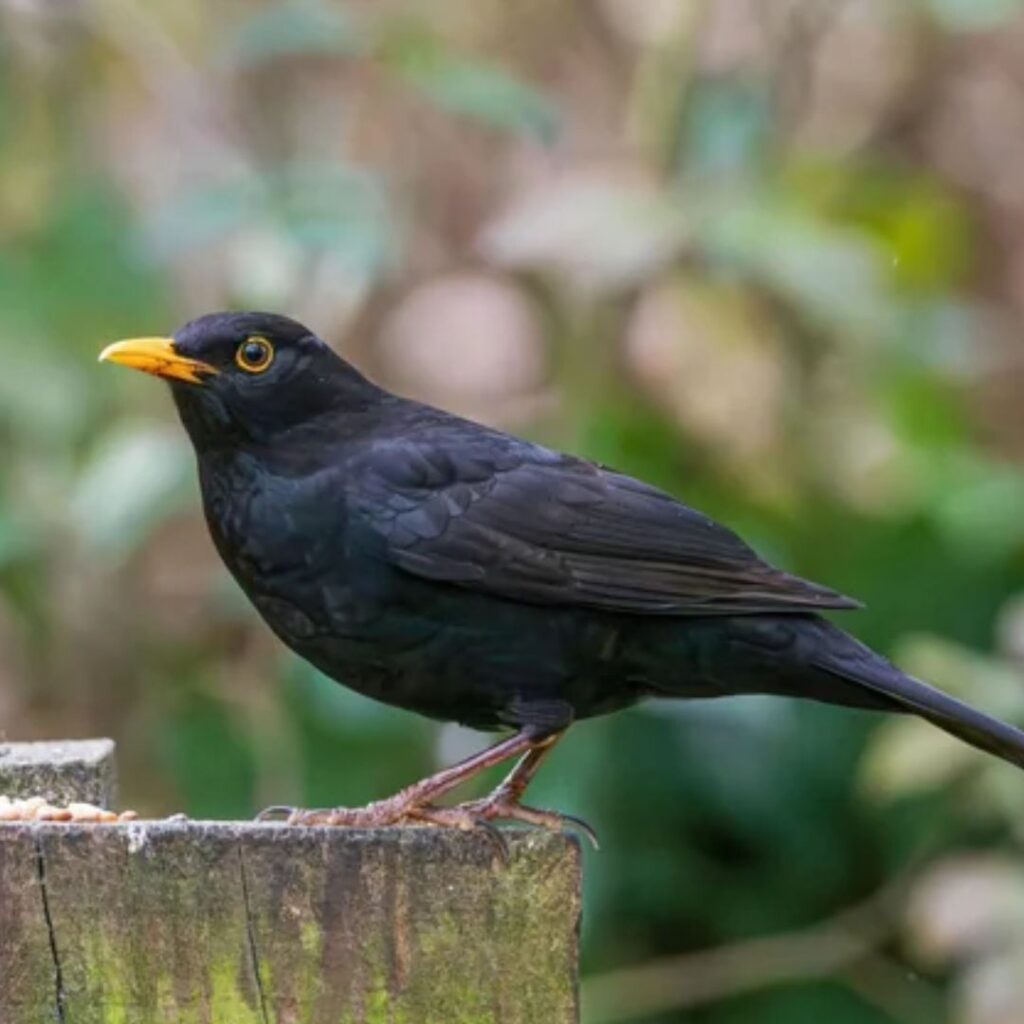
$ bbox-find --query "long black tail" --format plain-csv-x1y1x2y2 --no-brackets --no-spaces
804,619,1024,771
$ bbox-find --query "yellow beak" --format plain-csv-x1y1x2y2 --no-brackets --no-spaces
98,337,217,385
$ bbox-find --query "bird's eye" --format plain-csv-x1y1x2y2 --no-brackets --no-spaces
236,336,274,373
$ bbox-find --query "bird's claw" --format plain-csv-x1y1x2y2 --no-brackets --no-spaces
258,793,598,853
554,811,601,851
449,794,601,851
406,804,511,862
255,805,296,823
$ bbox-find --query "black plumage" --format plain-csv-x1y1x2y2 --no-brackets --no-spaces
100,312,1024,834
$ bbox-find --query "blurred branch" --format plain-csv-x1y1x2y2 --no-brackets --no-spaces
582,878,915,1023
842,953,947,1024
773,0,851,137
624,0,708,173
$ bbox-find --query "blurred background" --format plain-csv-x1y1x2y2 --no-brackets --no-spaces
2,0,1024,1020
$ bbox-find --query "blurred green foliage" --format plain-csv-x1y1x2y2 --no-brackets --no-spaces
2,1,1024,1022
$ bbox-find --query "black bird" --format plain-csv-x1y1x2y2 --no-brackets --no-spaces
100,312,1024,835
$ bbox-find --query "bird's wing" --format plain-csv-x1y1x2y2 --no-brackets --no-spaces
354,436,859,616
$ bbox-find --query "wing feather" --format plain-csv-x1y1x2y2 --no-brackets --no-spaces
355,437,859,617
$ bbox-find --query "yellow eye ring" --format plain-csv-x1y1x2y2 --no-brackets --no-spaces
236,336,274,373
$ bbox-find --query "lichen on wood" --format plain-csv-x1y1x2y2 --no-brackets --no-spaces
0,822,581,1024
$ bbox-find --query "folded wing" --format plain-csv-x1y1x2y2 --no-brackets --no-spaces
355,437,858,617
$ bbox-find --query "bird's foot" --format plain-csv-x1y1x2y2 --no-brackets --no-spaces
255,790,598,852
419,792,600,851
255,796,511,859
256,795,422,829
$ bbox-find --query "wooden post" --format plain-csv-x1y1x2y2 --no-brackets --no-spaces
0,739,117,808
0,742,582,1024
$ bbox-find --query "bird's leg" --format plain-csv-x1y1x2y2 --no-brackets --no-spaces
412,731,600,848
262,729,538,828
474,733,563,810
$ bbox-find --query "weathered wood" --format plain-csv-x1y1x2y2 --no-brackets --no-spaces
0,740,117,808
0,739,581,1022
0,823,580,1023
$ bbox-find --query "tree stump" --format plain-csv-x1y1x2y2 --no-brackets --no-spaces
0,742,581,1024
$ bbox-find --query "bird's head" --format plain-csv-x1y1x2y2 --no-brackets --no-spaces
100,312,379,449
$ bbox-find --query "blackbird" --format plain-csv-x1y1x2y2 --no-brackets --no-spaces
100,312,1024,836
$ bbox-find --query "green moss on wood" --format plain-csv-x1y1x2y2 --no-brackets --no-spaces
0,823,579,1024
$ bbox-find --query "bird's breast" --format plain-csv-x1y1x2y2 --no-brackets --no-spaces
199,458,375,628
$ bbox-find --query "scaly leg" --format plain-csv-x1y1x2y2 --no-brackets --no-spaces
412,730,600,848
258,728,541,827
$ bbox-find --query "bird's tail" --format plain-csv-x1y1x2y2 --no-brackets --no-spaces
793,618,1024,771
